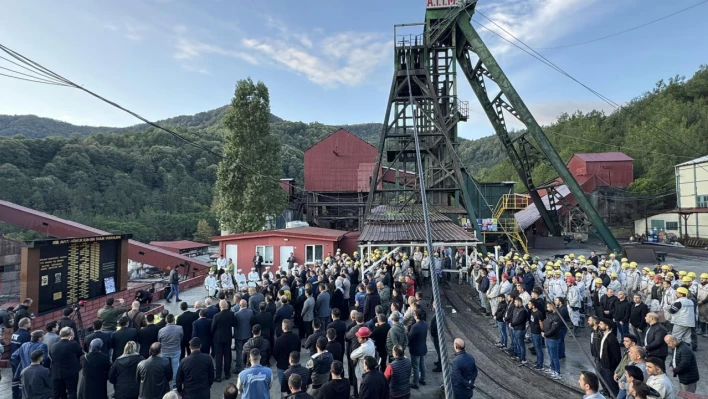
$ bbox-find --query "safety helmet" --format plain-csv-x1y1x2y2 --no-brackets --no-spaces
700,273,708,279
569,253,575,259
600,267,607,271
566,276,576,284
688,272,697,278
621,258,628,263
667,272,674,277
678,271,687,277
609,253,616,258
629,264,637,269
682,276,693,283
610,273,618,278
621,264,629,269
661,265,669,271
554,270,562,275
595,278,603,284
564,271,571,277
575,273,582,278
642,267,651,272
677,287,689,296
546,271,553,276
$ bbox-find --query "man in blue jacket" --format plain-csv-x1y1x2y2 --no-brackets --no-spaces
452,338,477,399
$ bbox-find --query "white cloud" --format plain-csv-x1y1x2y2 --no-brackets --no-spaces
243,31,390,88
101,24,119,31
181,64,210,75
475,0,598,55
174,25,187,34
173,38,259,65
124,23,151,41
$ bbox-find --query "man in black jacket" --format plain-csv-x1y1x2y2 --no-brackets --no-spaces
138,314,160,359
211,300,235,382
191,309,212,355
57,307,80,343
253,302,274,349
325,328,343,362
665,334,699,392
83,320,111,356
242,324,270,367
362,285,381,323
643,312,668,364
601,289,619,332
598,318,621,396
274,296,294,339
49,327,83,399
318,360,350,399
613,291,632,340
176,337,214,399
281,351,311,397
111,316,138,362
273,319,301,386
13,298,32,332
137,343,173,399
326,308,347,350
304,319,326,353
359,356,387,399
630,294,649,345
177,301,199,359
509,297,528,365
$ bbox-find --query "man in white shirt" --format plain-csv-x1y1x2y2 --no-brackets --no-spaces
645,356,675,399
216,255,227,270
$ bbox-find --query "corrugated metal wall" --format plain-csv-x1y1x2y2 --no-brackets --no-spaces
304,129,378,192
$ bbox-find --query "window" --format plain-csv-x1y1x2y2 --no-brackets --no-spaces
650,220,665,231
698,195,708,208
306,245,323,264
255,246,274,265
666,221,679,231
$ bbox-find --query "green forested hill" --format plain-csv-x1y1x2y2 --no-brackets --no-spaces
1,65,706,241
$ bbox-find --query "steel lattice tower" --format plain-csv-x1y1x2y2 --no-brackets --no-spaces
366,1,621,252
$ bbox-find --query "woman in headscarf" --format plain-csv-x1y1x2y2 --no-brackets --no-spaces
109,341,144,399
78,338,111,399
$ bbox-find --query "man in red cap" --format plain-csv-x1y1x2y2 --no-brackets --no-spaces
350,326,375,395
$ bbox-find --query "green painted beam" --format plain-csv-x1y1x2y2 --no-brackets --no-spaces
456,18,622,253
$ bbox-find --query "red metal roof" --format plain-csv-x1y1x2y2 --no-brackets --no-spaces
150,240,209,250
0,200,211,272
212,226,349,242
572,152,633,162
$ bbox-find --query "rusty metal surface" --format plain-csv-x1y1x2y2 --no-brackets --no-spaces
359,219,475,243
365,205,450,222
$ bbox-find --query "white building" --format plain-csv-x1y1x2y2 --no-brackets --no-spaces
634,155,708,239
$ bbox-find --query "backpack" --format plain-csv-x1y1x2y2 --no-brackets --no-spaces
124,311,140,329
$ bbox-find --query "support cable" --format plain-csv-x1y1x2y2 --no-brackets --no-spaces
402,42,454,398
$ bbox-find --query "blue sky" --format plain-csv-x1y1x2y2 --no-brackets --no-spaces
1,0,707,140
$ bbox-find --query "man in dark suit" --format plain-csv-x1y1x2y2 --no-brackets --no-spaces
643,312,668,364
598,318,622,396
177,302,199,359
327,308,347,350
273,319,300,384
205,298,220,320
138,314,160,359
315,284,331,328
57,307,80,343
233,299,255,374
191,309,212,355
176,337,214,399
253,252,263,275
49,327,83,399
211,300,235,382
111,316,138,362
274,296,294,339
253,302,274,350
83,320,111,356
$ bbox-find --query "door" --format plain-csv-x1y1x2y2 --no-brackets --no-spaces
225,244,238,276
280,246,294,271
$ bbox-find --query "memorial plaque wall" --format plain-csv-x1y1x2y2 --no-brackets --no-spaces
34,235,124,313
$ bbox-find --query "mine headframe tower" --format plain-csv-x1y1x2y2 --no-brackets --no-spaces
365,0,622,253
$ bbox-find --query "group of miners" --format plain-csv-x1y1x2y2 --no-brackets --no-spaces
468,249,704,399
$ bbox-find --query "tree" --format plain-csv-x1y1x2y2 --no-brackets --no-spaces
193,219,215,243
214,78,287,233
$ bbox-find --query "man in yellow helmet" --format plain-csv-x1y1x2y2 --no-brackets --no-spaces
668,287,696,346
698,273,708,337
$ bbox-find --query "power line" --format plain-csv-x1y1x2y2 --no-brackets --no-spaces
471,10,697,152
0,43,358,205
0,71,69,86
0,65,70,86
0,54,67,82
537,0,708,50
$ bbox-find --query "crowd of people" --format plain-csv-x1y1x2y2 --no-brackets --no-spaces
2,247,482,399
468,250,704,399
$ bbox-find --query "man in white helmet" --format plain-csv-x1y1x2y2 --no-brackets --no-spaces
235,269,247,290
248,268,259,287
205,270,218,298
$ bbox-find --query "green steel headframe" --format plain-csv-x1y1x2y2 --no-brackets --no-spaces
365,1,622,253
